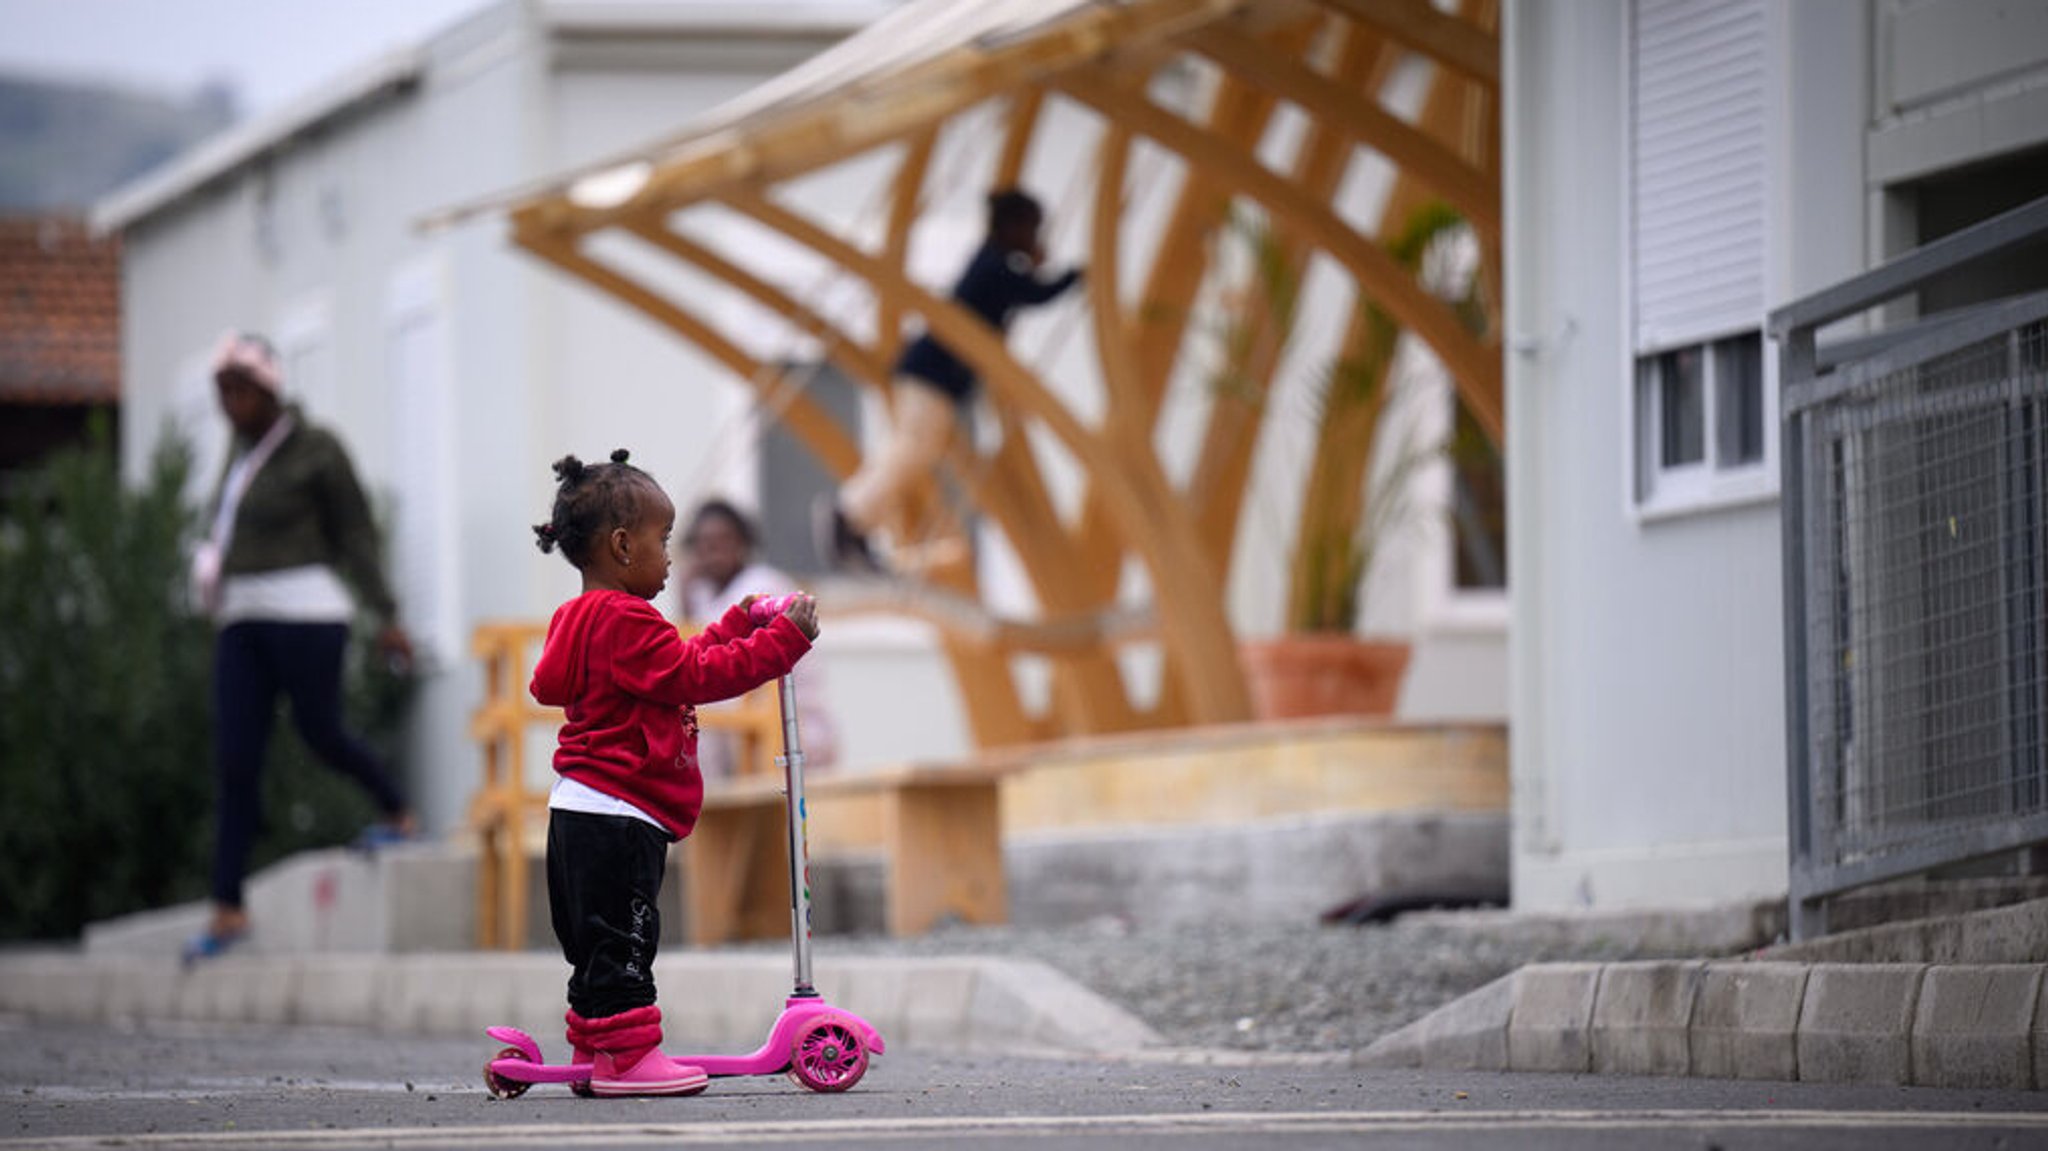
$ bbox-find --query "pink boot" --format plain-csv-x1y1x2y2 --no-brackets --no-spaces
564,1011,597,1097
577,1006,707,1098
591,1045,709,1097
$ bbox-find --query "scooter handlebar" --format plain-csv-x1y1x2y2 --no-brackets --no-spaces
748,593,798,626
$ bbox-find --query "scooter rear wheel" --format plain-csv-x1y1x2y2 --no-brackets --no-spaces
788,1015,868,1093
484,1045,534,1100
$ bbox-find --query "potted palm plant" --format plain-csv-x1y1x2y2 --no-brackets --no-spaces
1234,202,1480,718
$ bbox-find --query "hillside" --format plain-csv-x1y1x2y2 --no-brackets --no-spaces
0,73,236,211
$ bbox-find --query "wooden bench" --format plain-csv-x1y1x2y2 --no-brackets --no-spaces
685,757,1029,944
467,621,783,950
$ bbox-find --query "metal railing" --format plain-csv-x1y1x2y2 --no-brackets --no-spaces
1771,195,2048,940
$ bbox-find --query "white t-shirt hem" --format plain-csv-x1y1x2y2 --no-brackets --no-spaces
548,775,666,833
217,565,355,625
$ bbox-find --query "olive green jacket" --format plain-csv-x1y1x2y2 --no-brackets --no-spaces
208,408,398,623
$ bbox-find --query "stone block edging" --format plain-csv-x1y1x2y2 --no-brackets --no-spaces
1360,960,2045,1090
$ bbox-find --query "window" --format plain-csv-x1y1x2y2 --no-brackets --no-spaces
757,360,862,577
1714,333,1764,466
1416,374,1508,631
1628,0,1775,516
1653,345,1704,469
1634,331,1767,508
1450,399,1506,592
1907,141,2048,316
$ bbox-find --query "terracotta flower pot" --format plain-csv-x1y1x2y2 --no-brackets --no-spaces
1238,636,1412,719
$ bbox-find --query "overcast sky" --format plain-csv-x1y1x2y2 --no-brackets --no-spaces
0,0,497,114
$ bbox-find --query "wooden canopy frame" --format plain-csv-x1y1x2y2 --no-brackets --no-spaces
497,0,1500,745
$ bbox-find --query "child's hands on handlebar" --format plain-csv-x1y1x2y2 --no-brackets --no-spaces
783,595,819,641
743,592,820,641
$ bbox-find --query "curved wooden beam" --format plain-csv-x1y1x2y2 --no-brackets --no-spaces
735,121,1146,734
513,225,860,478
1063,34,1323,726
995,89,1046,188
900,107,1139,732
536,0,1248,235
723,190,1251,723
1068,37,1316,607
620,218,894,384
1181,23,1498,232
618,210,1001,625
1088,121,1144,424
831,579,1157,655
1311,0,1497,88
1053,69,1504,448
878,127,939,370
1285,0,1499,628
1190,16,1393,570
623,177,1128,733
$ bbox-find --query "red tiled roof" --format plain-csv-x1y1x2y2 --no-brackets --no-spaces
0,216,120,405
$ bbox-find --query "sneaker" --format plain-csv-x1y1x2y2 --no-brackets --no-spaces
179,926,248,967
832,508,884,574
351,821,414,853
588,1047,709,1097
812,494,882,573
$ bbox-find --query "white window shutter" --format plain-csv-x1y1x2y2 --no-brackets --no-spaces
1632,0,1767,352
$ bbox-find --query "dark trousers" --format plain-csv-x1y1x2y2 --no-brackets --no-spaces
547,808,673,1020
211,621,407,908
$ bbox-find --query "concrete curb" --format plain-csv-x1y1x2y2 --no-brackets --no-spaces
1358,960,2047,1090
1761,893,2048,966
0,951,1162,1058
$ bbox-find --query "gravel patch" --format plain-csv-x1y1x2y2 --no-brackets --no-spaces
746,917,1720,1054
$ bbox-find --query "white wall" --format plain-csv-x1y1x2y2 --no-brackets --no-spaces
118,1,557,834
1504,0,1873,911
1507,0,2047,913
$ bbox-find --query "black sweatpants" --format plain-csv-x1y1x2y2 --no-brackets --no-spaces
211,621,407,908
547,808,674,1020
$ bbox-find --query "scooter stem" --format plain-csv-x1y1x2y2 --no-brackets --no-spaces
777,675,816,997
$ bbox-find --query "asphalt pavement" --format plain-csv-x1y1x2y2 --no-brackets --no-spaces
3,1016,2045,1150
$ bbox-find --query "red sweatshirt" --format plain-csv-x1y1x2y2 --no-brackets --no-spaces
530,590,810,839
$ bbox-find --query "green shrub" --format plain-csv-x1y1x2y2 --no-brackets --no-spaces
0,422,412,940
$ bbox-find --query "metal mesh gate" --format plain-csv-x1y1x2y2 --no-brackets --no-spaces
1775,197,2048,939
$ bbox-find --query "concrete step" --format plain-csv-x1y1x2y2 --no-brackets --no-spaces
1360,899,2048,1090
1358,958,2047,1090
1761,892,2048,965
84,844,484,957
0,950,1162,1058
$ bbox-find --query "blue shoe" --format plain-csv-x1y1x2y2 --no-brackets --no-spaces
351,821,413,853
180,927,247,967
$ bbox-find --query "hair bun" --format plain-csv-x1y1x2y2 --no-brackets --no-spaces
532,522,558,554
551,454,586,485
609,448,631,464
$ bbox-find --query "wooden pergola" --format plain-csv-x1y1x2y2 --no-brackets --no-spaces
467,0,1499,748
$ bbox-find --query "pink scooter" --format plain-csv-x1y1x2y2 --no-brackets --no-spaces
483,596,885,1097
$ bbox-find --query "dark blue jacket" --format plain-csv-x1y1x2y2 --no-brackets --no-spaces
896,242,1082,400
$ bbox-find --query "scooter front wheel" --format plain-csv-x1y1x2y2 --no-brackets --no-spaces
484,1046,534,1100
788,1015,868,1093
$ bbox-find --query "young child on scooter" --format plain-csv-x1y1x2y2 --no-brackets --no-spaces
531,450,818,1096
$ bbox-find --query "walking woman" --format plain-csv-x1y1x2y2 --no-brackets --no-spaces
186,331,415,961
